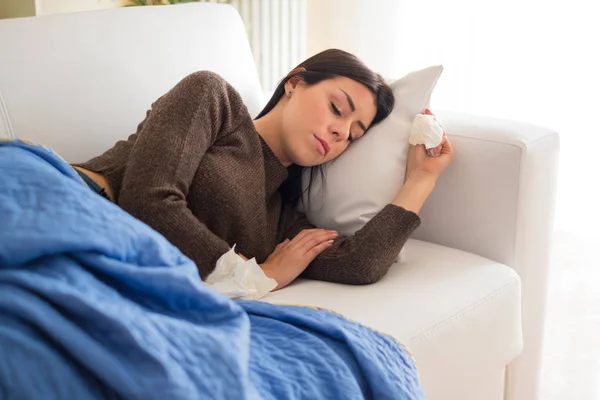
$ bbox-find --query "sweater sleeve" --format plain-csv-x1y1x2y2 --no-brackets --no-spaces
279,204,422,285
118,71,243,278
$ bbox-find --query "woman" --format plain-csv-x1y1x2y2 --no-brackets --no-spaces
72,49,454,290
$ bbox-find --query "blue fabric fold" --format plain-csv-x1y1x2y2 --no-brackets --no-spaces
0,140,424,400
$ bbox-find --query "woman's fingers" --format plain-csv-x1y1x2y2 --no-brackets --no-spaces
413,143,427,157
307,239,335,259
423,134,452,158
430,131,448,157
298,230,338,253
434,140,445,156
292,229,335,248
269,239,288,256
440,135,454,156
275,239,290,249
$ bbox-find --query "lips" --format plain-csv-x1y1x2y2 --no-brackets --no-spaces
314,135,331,156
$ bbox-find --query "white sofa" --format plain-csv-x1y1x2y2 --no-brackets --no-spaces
0,4,559,400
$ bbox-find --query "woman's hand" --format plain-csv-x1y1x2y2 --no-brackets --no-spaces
393,109,455,214
260,229,338,290
406,109,454,181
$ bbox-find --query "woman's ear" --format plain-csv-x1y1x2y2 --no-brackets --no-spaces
285,67,307,91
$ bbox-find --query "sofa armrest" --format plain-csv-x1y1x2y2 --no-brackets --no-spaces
414,110,560,400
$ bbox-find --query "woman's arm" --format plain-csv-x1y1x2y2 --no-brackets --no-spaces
118,71,246,279
279,201,421,285
391,170,436,213
278,135,454,285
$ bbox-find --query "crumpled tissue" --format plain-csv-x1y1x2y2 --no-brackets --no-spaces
409,114,445,155
204,245,277,300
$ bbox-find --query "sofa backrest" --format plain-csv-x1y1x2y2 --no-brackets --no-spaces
0,3,263,163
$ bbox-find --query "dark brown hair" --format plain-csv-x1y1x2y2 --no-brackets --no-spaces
255,49,395,206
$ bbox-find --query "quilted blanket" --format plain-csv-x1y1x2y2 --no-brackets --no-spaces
0,140,424,400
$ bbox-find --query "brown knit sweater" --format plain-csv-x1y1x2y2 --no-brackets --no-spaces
76,71,421,285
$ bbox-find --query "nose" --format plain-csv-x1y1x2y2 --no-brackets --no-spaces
329,120,352,141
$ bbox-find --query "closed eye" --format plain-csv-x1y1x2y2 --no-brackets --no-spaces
330,102,342,116
330,101,355,143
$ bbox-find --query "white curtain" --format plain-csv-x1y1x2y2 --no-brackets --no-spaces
307,0,600,232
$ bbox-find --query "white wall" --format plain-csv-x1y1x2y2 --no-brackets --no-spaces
310,0,600,235
306,0,403,79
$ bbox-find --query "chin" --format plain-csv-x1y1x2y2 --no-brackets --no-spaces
288,134,335,167
287,141,319,167
291,156,318,168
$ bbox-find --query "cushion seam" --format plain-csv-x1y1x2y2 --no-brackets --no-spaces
447,131,559,150
409,275,520,342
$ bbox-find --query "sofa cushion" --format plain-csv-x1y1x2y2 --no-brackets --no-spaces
0,4,263,164
263,239,522,397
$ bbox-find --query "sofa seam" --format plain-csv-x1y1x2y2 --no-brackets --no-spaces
409,275,520,342
510,145,524,268
510,131,559,268
448,130,559,150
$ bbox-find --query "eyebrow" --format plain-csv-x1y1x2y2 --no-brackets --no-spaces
339,88,367,133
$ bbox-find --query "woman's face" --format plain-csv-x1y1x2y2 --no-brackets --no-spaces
281,76,377,167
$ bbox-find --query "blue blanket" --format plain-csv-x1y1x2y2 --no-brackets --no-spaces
0,140,424,400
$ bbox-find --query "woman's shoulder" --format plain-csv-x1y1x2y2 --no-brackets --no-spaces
182,70,228,87
159,70,254,141
178,70,243,104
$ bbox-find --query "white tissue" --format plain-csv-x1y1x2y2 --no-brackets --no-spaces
409,114,445,150
204,245,277,300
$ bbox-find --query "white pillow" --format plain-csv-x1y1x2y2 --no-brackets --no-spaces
299,65,444,241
